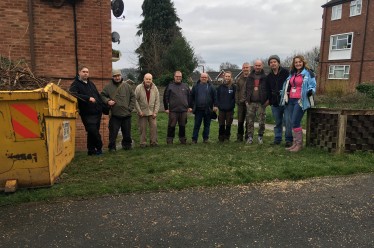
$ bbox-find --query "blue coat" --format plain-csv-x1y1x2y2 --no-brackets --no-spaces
280,68,316,111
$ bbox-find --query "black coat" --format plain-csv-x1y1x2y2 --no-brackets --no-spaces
69,77,103,116
266,67,289,106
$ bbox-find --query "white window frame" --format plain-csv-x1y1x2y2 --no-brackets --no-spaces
331,4,342,20
328,65,350,79
350,0,362,17
330,33,353,50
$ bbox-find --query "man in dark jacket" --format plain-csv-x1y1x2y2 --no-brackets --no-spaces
69,66,103,155
217,71,236,142
266,55,292,147
191,73,218,143
163,71,192,145
101,69,135,151
243,60,269,144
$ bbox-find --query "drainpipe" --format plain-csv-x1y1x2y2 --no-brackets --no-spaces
319,7,328,94
72,1,79,76
358,0,370,84
28,0,36,72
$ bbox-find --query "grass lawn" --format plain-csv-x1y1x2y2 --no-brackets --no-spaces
1,109,373,206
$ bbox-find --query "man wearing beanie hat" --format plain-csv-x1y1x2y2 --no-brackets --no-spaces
101,69,136,151
267,55,280,66
265,55,292,147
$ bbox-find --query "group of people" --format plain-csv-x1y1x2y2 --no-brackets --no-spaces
69,54,316,156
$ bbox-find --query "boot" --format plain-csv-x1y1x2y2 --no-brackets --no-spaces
225,125,231,141
166,137,173,145
289,130,303,152
179,137,187,145
286,131,297,150
285,138,297,150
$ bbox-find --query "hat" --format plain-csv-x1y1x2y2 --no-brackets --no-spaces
268,55,280,65
112,69,121,76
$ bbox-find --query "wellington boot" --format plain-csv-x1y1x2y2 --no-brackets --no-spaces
285,142,297,150
289,130,303,152
290,144,302,152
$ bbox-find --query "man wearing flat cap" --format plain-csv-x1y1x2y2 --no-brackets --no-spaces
101,69,136,151
265,55,292,147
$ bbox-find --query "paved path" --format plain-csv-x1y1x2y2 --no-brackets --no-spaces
1,174,373,247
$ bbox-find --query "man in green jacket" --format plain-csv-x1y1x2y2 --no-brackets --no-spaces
101,70,135,151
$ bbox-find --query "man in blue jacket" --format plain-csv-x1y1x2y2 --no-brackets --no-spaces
191,73,218,143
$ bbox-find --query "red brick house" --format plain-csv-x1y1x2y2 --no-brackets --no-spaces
0,0,112,150
318,0,374,93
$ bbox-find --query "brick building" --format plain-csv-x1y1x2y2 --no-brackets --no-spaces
0,0,112,150
318,0,374,93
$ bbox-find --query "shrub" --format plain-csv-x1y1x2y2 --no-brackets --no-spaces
356,83,374,99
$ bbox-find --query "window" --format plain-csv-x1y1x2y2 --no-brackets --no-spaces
328,65,350,79
331,4,342,20
331,33,353,50
350,0,362,16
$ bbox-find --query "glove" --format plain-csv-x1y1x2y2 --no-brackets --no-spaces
307,89,313,97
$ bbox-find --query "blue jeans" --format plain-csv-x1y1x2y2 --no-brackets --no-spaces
271,105,293,143
287,98,305,129
192,110,211,141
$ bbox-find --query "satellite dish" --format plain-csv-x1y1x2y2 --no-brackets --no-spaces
111,0,125,19
112,32,121,44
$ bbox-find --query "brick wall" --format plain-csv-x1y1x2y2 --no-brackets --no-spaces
0,0,112,151
318,0,374,93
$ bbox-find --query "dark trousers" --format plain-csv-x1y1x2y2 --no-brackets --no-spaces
167,112,187,139
237,103,248,139
108,115,132,150
218,110,233,140
81,114,103,154
192,110,211,141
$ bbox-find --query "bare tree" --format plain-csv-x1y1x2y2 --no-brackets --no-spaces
281,46,320,73
219,62,239,70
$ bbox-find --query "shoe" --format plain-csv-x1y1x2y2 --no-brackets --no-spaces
203,139,209,144
108,148,116,152
150,143,159,147
271,141,281,146
139,144,147,148
96,150,103,155
191,139,197,144
285,141,293,148
258,136,263,144
246,137,253,144
122,146,132,150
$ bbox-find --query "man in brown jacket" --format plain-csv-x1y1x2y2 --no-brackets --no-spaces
235,62,251,142
135,73,160,147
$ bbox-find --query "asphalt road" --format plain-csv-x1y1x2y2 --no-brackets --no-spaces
0,174,373,248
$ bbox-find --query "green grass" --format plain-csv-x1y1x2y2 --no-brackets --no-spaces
1,112,373,206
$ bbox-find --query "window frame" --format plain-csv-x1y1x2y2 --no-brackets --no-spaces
328,65,350,79
350,0,362,17
330,32,353,51
331,4,342,20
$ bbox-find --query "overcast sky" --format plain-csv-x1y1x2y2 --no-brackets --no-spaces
112,0,328,71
